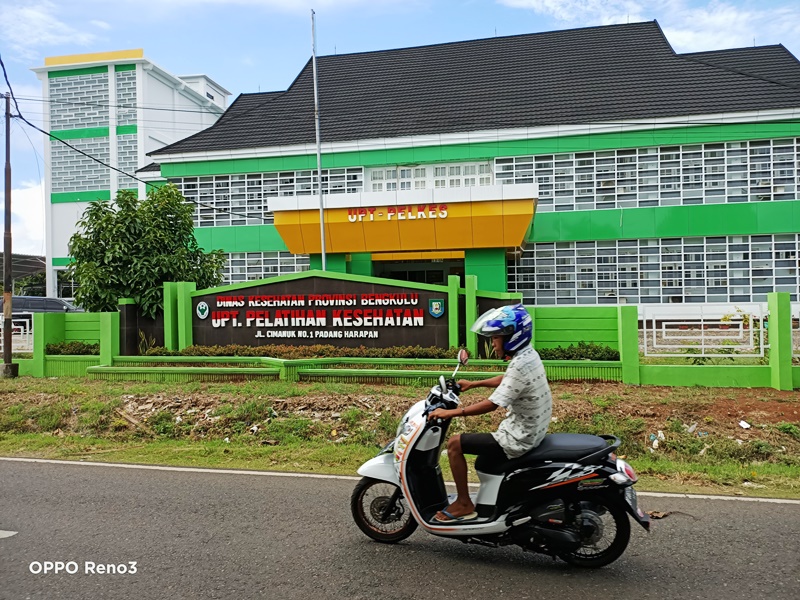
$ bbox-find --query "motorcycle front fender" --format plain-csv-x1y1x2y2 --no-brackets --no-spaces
356,452,399,486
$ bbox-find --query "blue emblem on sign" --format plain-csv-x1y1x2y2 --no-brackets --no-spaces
429,299,445,319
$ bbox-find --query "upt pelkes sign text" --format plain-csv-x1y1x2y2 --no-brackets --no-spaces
347,204,448,222
192,278,449,349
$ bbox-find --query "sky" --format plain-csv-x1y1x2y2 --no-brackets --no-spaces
1,0,800,256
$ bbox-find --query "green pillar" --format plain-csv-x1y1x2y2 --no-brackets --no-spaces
617,305,641,385
310,253,348,273
163,282,179,351
32,313,65,377
767,292,792,391
464,248,507,293
176,282,197,350
347,253,373,277
99,312,120,366
447,275,460,349
465,275,478,357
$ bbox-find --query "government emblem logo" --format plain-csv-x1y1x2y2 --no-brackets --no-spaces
196,301,210,319
428,299,444,319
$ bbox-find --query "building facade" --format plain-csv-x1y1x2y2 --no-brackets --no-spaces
32,49,230,298
65,23,800,306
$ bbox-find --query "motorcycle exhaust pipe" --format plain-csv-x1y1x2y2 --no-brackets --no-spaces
512,524,582,552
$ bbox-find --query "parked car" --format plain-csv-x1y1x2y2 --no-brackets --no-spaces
0,296,83,329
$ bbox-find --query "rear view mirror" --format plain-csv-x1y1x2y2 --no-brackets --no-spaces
458,348,469,366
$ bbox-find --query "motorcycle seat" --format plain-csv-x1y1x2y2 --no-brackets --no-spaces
475,433,612,475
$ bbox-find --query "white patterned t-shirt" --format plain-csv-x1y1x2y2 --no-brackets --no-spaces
489,345,553,459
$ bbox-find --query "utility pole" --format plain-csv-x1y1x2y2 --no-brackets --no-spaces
3,93,17,377
311,9,326,271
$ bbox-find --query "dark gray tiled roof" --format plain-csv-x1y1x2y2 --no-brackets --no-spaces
681,45,800,89
135,162,161,173
152,21,800,157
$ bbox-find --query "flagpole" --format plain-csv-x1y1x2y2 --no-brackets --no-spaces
311,9,326,271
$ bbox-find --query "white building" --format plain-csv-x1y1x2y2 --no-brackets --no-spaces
32,49,230,298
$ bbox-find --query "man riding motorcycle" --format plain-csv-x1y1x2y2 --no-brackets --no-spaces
427,304,553,523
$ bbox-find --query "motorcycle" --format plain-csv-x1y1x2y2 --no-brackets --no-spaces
351,349,650,568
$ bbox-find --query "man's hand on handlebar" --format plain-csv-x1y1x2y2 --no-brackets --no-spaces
457,379,474,392
427,408,456,422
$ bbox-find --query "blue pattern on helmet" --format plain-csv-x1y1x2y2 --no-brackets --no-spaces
473,303,532,353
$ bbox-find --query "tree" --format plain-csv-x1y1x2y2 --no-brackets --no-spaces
67,184,225,317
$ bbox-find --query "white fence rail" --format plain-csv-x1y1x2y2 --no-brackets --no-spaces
0,314,34,353
641,303,768,358
792,303,800,359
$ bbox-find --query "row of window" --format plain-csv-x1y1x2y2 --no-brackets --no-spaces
170,136,800,227
367,163,492,191
223,252,310,283
169,170,364,227
498,139,800,211
508,234,800,304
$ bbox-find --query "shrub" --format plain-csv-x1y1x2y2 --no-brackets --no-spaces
264,417,317,444
777,422,800,440
34,402,71,431
537,341,620,361
46,341,100,355
232,400,272,423
145,344,459,360
148,410,177,437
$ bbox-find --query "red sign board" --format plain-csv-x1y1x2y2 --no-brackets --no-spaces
192,277,449,348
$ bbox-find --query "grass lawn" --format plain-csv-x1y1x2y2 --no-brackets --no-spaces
1,376,798,499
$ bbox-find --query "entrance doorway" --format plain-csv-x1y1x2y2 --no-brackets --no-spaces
373,259,464,286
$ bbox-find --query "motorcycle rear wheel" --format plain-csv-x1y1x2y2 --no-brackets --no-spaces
351,477,418,543
558,495,631,568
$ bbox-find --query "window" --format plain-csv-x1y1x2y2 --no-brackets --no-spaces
506,232,800,305
496,136,800,212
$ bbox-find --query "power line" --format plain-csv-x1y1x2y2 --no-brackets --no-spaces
15,94,227,116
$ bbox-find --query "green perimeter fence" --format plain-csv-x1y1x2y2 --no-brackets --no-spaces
11,293,798,390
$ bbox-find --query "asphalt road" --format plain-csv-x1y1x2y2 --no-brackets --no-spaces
1,459,798,600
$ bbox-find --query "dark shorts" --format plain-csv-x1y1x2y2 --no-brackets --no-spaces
459,433,508,461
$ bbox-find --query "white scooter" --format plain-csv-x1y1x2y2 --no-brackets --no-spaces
351,349,649,568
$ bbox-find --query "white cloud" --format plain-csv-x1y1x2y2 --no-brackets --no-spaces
90,20,111,30
497,0,800,53
499,0,648,25
127,0,405,11
0,1,97,61
10,180,46,256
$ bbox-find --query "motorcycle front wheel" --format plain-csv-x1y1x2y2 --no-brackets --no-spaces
558,494,631,568
350,477,418,543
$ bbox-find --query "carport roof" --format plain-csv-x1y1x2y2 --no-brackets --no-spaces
1,253,46,279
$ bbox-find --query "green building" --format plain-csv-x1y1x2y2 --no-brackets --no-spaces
146,21,800,305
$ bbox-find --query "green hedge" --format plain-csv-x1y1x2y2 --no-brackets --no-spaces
537,341,620,361
45,341,100,355
145,344,459,360
142,342,619,361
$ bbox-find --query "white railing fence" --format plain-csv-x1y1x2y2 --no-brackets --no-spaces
792,303,800,359
0,314,34,353
641,303,768,358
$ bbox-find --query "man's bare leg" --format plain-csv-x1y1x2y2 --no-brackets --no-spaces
434,434,475,519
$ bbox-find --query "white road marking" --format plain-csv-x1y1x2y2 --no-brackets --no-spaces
2,456,799,505
0,530,18,539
